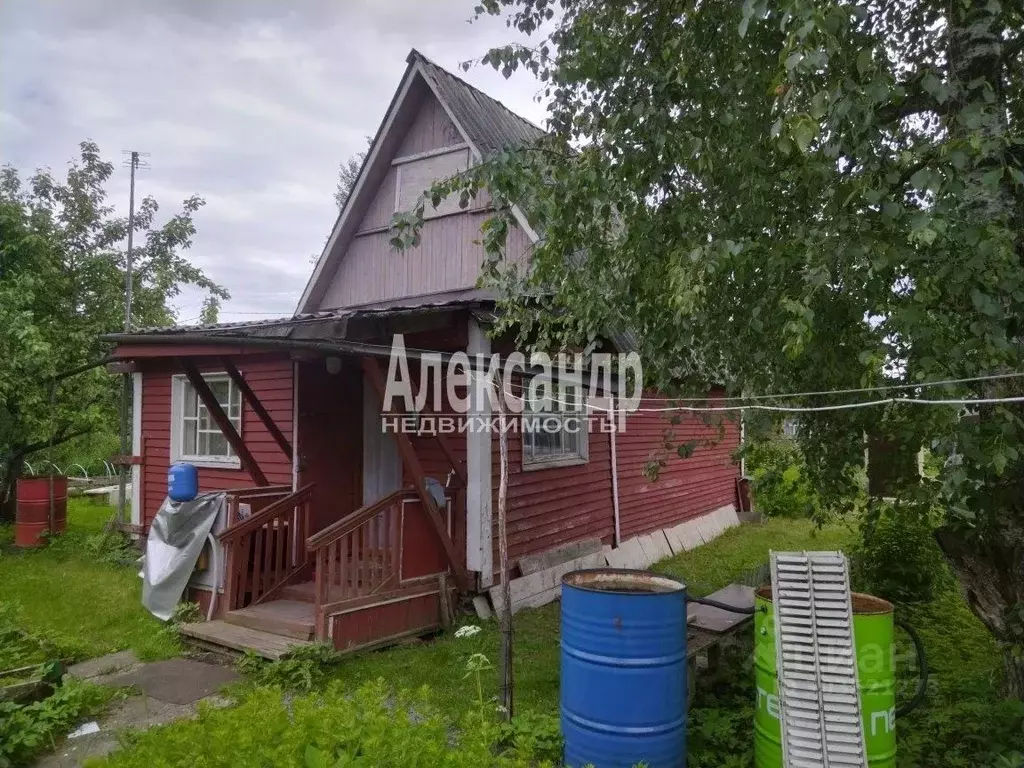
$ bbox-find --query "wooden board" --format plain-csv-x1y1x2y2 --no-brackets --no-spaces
687,584,756,633
178,620,312,660
604,537,645,569
490,551,606,614
225,600,315,640
517,537,603,576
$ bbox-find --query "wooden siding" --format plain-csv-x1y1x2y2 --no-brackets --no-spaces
357,160,485,234
316,87,530,311
615,393,741,539
493,422,617,569
488,390,740,571
396,92,463,157
138,354,294,529
321,213,531,309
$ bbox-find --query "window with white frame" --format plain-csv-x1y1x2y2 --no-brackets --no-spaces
522,381,589,468
172,374,242,464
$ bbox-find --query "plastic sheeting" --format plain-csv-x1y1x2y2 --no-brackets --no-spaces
142,492,225,621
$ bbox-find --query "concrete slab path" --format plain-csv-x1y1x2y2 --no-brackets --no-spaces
34,652,237,767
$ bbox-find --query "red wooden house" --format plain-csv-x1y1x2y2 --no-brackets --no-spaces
108,50,741,657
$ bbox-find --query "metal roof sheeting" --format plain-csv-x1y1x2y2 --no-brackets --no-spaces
411,50,547,158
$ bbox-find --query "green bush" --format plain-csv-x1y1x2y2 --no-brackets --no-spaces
0,679,117,768
745,437,822,518
235,642,345,692
91,680,554,768
851,501,950,603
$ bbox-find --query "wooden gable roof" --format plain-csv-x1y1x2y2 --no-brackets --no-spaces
296,49,544,314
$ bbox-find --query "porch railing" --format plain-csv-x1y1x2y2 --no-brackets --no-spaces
306,489,411,638
219,484,314,612
224,484,293,526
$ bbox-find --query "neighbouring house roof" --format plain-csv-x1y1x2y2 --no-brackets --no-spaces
296,49,545,315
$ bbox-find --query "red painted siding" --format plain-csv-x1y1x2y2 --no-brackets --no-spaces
616,392,740,539
138,354,294,529
489,389,740,570
494,425,617,568
329,590,444,652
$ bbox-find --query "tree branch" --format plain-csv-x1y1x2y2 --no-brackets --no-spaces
2,428,93,466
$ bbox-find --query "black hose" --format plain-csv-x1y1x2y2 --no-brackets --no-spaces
688,596,756,614
687,597,928,716
895,619,929,717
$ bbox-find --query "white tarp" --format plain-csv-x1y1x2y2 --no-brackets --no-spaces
142,492,225,621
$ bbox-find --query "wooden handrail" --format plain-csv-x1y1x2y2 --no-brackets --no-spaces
306,488,413,551
225,484,292,500
220,484,315,542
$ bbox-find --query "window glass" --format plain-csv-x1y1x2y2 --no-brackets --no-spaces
178,375,242,460
522,381,587,467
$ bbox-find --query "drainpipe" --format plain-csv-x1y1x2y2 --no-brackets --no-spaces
740,411,746,478
609,394,621,547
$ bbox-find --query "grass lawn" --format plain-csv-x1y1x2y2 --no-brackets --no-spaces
86,513,1024,767
0,497,178,664
2,504,1015,766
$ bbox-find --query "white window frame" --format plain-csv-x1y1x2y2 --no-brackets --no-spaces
521,381,590,471
170,373,243,469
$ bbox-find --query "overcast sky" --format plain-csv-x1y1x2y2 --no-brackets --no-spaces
0,0,547,324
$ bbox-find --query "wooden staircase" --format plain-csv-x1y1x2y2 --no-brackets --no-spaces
181,488,458,660
181,583,322,658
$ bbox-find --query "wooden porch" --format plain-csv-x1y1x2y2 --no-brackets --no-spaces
177,357,469,659
181,483,461,658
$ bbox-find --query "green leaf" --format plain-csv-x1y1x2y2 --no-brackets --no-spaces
789,116,819,154
856,47,873,76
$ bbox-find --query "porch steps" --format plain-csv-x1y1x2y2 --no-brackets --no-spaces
224,599,315,641
279,581,317,603
179,620,311,660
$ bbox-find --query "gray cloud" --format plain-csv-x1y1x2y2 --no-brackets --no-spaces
0,0,547,323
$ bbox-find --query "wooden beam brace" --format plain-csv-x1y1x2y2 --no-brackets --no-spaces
180,358,269,486
220,357,293,462
361,357,469,587
407,369,467,488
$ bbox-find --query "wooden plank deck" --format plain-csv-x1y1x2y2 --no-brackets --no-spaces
179,620,312,660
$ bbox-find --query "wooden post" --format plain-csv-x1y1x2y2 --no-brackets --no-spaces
496,384,513,720
180,359,269,486
221,358,293,462
361,357,469,587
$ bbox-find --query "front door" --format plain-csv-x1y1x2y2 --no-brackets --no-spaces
297,359,362,533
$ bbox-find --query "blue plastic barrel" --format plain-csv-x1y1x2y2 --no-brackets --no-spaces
167,462,199,502
561,569,688,768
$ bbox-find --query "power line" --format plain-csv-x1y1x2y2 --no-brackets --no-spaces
476,371,1024,415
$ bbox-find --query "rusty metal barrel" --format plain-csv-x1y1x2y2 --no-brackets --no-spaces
15,476,68,548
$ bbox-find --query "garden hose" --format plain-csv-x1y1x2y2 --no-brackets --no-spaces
687,597,930,717
895,619,929,717
688,596,756,614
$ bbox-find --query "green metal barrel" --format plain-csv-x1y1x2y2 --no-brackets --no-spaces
754,586,896,768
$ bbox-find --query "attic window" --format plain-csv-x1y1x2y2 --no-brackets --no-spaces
394,147,470,218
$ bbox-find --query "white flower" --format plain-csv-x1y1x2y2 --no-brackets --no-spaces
455,624,482,639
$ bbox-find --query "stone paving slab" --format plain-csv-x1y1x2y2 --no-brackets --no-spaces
66,650,141,681
34,694,233,768
101,658,239,706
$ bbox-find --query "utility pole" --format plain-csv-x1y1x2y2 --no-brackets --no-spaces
116,151,142,529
